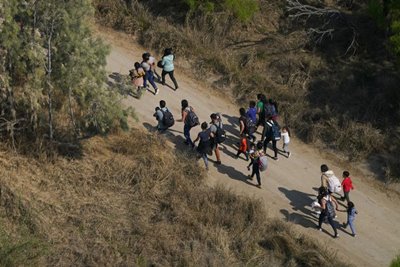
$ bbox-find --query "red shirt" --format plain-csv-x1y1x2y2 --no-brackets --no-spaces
239,137,248,152
342,177,354,193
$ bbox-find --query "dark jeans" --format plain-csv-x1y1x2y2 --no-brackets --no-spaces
162,70,178,89
263,137,278,158
343,191,350,202
236,150,249,160
251,161,261,186
144,70,158,90
318,212,337,236
184,124,193,146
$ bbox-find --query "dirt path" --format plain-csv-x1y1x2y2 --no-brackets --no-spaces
96,26,400,267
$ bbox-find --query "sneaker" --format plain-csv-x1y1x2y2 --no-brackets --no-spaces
247,166,250,171
287,152,291,158
352,234,356,237
317,227,322,231
155,89,159,95
342,222,347,228
216,160,222,165
175,87,179,90
256,184,262,188
247,175,253,180
334,234,339,238
273,157,278,161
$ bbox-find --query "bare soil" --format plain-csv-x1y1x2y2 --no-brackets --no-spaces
97,26,400,267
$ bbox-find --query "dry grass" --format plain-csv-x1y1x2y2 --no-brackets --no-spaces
93,0,400,182
0,129,348,266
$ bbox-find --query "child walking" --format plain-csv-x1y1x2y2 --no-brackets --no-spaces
343,201,358,237
281,126,291,158
341,171,354,202
236,133,249,161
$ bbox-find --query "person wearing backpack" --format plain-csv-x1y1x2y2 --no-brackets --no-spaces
153,100,174,131
239,108,256,142
264,100,277,122
341,171,354,203
193,122,212,170
320,164,342,193
209,113,223,165
317,187,340,238
179,99,198,148
263,117,279,160
160,48,179,90
247,142,264,188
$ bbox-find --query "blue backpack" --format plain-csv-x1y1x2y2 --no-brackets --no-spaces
266,121,281,141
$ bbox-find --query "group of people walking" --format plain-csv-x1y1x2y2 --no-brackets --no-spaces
138,49,359,240
129,48,179,95
313,164,357,238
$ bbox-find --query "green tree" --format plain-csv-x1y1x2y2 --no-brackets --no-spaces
0,0,128,147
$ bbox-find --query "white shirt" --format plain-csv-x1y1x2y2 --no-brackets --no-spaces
281,131,290,144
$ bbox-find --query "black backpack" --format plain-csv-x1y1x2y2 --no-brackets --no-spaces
264,103,277,119
215,124,226,144
266,120,281,140
245,116,256,135
187,109,199,127
161,109,174,128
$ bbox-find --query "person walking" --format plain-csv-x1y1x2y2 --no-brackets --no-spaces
239,108,256,142
179,99,198,148
320,164,333,189
236,133,249,161
153,100,174,131
256,94,266,133
263,117,279,160
341,171,354,202
160,48,179,90
317,187,340,238
147,53,161,81
209,113,222,165
246,100,257,125
247,141,264,188
281,126,291,158
343,201,358,237
129,62,145,93
193,122,212,170
142,52,159,95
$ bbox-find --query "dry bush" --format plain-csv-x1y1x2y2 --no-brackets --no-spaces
0,129,348,266
93,0,400,181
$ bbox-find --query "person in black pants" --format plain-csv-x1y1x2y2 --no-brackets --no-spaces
263,117,278,160
317,187,340,238
247,142,263,188
160,48,179,90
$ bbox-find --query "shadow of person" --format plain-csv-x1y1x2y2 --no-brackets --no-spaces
221,114,241,137
213,163,258,187
279,187,315,212
280,209,319,229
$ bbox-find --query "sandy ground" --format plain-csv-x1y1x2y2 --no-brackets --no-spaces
96,26,400,267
